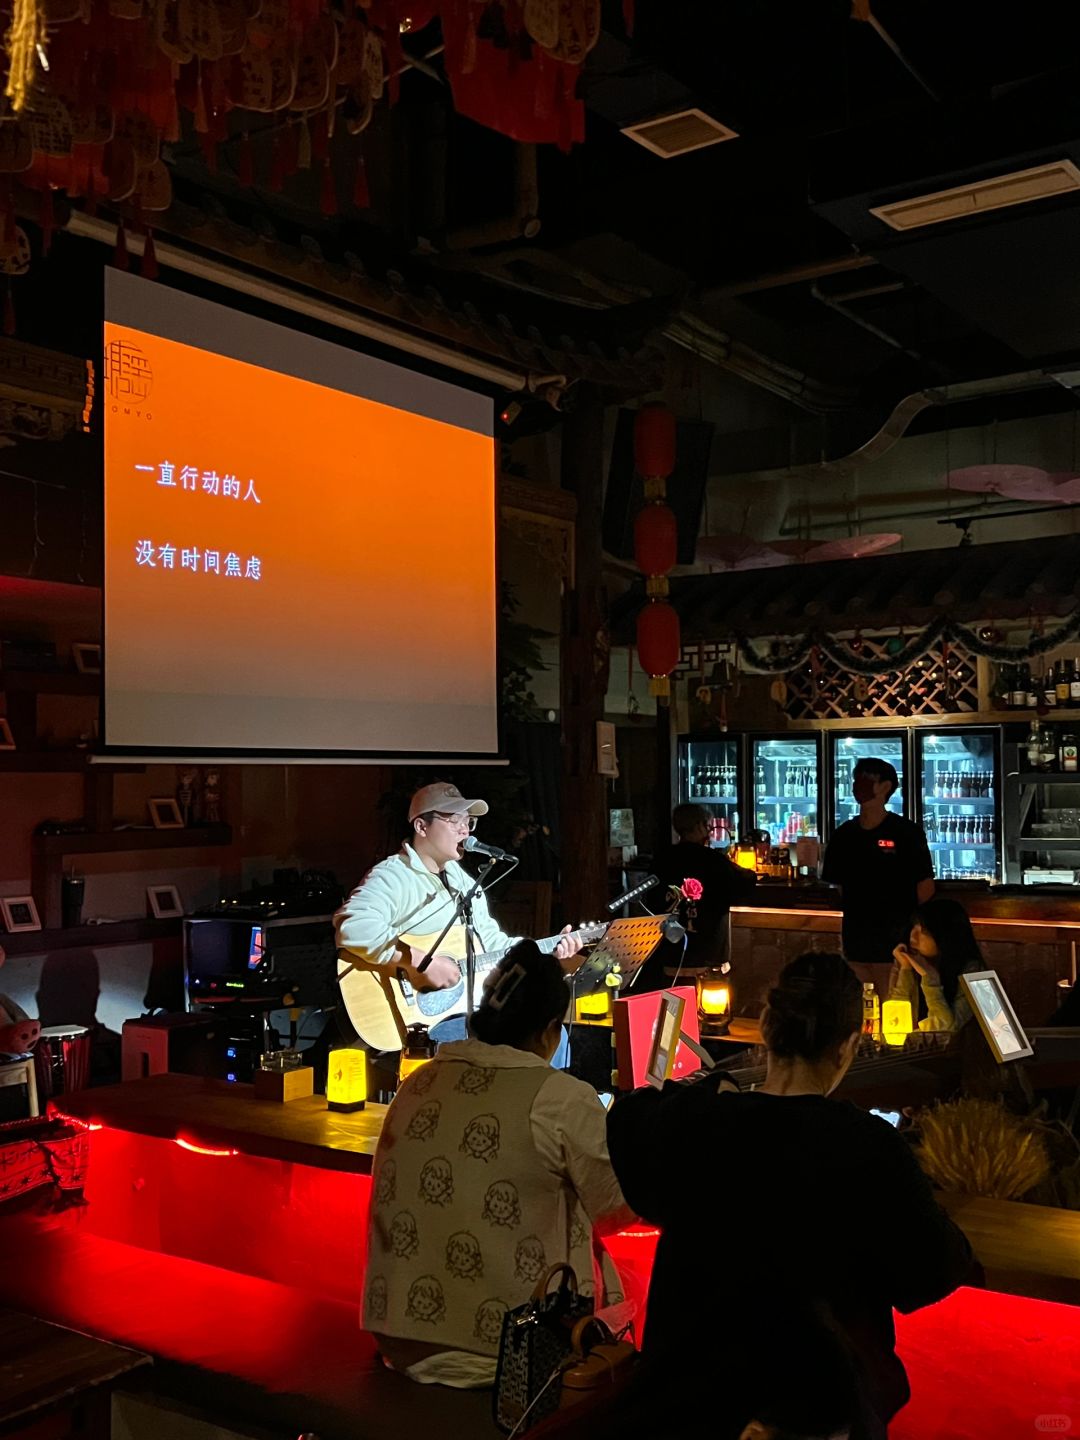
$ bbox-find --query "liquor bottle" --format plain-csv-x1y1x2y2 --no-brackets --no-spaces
862,983,881,1042
1044,665,1058,709
923,811,936,842
1009,664,1028,709
1026,720,1044,770
1060,732,1078,773
756,762,767,797
933,769,945,800
1026,666,1040,710
1057,660,1071,704
1072,658,1080,704
807,766,817,798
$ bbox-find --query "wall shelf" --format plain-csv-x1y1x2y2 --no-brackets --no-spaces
33,825,232,857
0,917,182,957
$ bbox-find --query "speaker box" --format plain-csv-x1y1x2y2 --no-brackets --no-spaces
603,410,714,566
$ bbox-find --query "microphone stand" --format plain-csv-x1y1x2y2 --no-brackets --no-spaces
416,855,499,1025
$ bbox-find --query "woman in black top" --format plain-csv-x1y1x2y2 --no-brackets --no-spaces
605,953,974,1439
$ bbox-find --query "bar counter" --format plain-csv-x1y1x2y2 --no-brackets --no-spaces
731,882,1080,1022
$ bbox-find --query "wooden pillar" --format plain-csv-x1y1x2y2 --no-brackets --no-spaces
559,394,610,923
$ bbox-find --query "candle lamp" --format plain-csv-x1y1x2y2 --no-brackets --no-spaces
697,966,733,1036
881,998,914,1048
326,1046,367,1112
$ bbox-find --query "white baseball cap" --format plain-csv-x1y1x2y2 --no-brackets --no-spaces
408,782,489,822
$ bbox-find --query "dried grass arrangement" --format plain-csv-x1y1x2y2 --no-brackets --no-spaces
914,1098,1052,1201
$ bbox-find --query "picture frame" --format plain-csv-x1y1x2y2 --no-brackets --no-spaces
645,990,686,1090
0,717,13,750
146,884,184,919
148,797,185,830
1,895,42,933
960,969,1034,1064
72,643,102,675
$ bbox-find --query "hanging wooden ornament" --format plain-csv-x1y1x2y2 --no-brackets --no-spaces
294,48,330,110
0,227,31,274
335,13,368,86
28,96,74,159
136,158,173,210
157,0,194,64
104,137,138,202
68,100,115,147
117,111,161,170
218,0,247,55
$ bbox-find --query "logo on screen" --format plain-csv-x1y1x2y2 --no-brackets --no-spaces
106,340,153,404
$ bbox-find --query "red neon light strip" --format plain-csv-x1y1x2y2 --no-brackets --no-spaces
49,1108,103,1132
174,1135,239,1157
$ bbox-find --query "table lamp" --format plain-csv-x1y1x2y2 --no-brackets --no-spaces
399,1024,436,1081
326,1046,367,1112
697,965,733,1036
881,998,913,1048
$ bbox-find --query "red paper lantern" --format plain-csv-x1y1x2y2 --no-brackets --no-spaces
637,600,681,696
633,403,676,480
634,501,678,576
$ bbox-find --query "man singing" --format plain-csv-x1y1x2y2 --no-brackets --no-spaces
335,782,582,1057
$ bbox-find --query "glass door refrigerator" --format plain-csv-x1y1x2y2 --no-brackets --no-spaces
750,735,823,846
828,731,908,835
915,727,1002,882
678,735,744,847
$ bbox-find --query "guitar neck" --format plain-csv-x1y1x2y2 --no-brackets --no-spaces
472,926,595,972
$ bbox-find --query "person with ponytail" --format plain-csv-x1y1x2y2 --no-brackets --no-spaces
605,952,973,1439
365,941,632,1389
889,897,980,1032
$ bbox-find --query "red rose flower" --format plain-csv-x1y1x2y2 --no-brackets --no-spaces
681,877,704,902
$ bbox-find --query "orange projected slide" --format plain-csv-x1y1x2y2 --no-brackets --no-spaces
103,292,497,756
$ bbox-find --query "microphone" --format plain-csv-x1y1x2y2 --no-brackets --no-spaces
463,835,514,862
606,874,660,914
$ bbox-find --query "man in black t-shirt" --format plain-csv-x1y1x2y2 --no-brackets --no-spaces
642,803,757,988
822,757,935,982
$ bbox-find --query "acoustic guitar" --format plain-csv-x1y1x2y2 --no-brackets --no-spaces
338,921,608,1052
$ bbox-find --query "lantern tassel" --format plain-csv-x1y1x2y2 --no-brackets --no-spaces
237,131,255,188
38,186,53,255
3,281,15,337
319,156,337,216
142,226,158,280
113,219,130,271
352,150,370,209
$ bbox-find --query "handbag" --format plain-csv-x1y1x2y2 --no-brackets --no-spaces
493,1263,594,1435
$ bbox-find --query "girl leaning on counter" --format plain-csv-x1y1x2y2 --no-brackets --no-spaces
889,897,983,1033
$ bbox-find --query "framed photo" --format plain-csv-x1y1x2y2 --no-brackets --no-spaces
148,797,184,830
0,717,13,750
645,990,686,1090
146,884,184,919
1,896,42,933
72,643,102,675
960,970,1034,1064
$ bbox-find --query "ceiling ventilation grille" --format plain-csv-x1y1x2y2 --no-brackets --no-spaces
621,109,738,158
870,160,1080,232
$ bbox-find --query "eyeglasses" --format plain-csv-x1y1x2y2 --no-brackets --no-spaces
433,812,477,832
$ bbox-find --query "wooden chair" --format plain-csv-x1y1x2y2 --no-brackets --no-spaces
0,1056,39,1118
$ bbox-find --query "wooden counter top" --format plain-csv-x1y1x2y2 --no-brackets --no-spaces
939,1193,1080,1306
732,885,1080,928
58,1073,387,1175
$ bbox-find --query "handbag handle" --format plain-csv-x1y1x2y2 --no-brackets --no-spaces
531,1263,578,1303
568,1316,612,1358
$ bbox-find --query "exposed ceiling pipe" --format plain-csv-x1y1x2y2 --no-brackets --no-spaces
809,281,952,380
444,144,541,251
697,252,877,302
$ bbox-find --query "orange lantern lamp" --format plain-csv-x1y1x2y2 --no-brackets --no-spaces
633,403,677,482
697,965,733,1037
633,501,678,576
636,599,681,699
327,1046,367,1112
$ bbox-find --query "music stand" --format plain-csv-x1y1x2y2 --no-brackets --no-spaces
569,915,670,1000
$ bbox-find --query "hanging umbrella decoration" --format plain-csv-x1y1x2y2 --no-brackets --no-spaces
633,402,681,699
